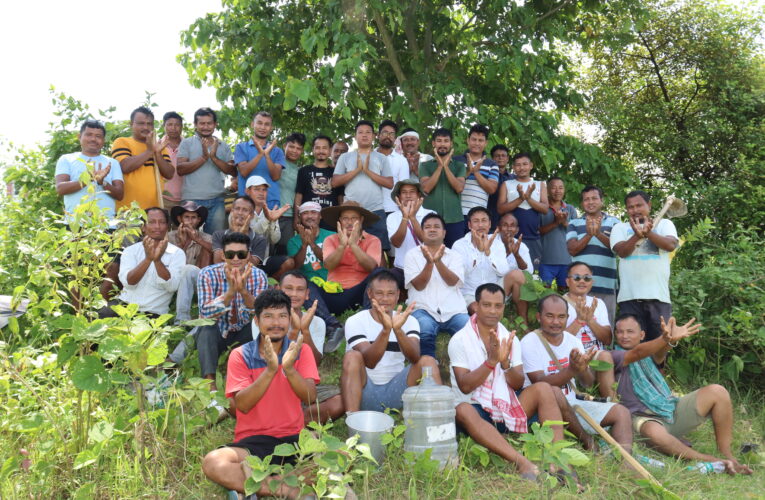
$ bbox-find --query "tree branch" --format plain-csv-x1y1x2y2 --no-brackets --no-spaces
637,31,677,120
537,0,573,23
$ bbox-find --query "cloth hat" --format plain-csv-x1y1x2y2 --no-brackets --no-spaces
298,201,322,214
170,200,208,227
245,175,269,189
390,179,426,202
321,201,380,229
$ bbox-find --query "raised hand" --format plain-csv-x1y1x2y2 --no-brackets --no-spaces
145,130,156,151
586,215,602,236
506,234,523,256
208,137,219,157
264,141,277,155
391,302,415,332
516,184,525,200
421,245,435,264
485,228,500,255
261,332,280,372
574,297,597,324
395,196,411,220
348,220,361,246
432,244,445,263
157,135,169,154
142,236,156,259
554,209,568,226
570,348,596,374
93,163,110,184
151,235,168,261
371,299,393,332
629,215,647,238
498,330,515,367
661,316,701,344
282,332,303,371
336,222,349,246
264,203,290,222
239,263,252,291
468,157,484,176
524,183,536,201
300,300,319,332
411,196,423,216
486,329,501,366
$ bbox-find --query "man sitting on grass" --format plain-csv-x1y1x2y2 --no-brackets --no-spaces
611,314,753,475
449,283,567,482
202,289,319,498
341,270,441,412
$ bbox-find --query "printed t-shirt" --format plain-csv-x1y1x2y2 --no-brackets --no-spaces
226,338,319,441
565,295,610,351
418,159,466,224
111,136,171,210
54,152,123,221
322,232,381,289
344,309,420,385
520,331,585,396
286,228,335,280
610,219,678,303
294,164,343,209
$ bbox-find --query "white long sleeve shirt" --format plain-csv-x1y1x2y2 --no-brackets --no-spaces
118,241,186,315
452,233,510,296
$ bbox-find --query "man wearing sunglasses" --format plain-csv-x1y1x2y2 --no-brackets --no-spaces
564,261,615,398
196,232,269,413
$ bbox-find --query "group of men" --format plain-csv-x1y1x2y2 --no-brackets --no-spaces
55,110,752,498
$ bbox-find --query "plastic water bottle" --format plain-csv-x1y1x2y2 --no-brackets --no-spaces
402,366,458,468
687,461,726,474
637,455,666,469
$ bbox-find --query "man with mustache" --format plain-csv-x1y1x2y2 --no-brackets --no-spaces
234,111,285,207
399,128,433,179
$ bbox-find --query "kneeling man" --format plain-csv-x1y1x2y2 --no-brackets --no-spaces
201,289,319,498
341,270,440,412
449,283,565,480
612,314,752,474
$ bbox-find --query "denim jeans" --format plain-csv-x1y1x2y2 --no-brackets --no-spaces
175,265,200,323
412,310,470,359
191,196,226,235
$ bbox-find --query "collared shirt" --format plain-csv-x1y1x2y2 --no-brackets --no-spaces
249,207,281,247
566,212,621,295
378,150,412,213
505,238,534,274
418,159,467,224
168,229,213,266
118,241,186,315
385,206,435,269
233,139,286,207
452,233,510,296
197,262,268,335
453,153,499,215
404,245,467,322
322,232,382,289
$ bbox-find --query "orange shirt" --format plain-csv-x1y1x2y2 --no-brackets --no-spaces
323,231,381,289
111,136,170,210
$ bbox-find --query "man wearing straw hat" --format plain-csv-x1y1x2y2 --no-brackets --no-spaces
111,106,174,210
319,201,383,315
386,179,433,288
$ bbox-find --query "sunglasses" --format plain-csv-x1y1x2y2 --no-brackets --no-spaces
224,250,249,260
568,274,593,282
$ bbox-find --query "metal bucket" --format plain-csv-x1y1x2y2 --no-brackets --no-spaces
346,411,395,463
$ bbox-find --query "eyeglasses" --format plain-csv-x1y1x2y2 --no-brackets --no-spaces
224,250,249,260
568,274,593,282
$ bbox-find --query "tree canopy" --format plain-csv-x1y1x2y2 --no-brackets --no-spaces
179,0,643,199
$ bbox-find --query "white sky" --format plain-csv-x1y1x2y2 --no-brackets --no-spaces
0,0,221,151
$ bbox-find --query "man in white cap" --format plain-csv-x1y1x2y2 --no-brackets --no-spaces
244,175,293,278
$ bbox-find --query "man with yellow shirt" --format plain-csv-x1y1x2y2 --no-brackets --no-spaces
111,106,174,210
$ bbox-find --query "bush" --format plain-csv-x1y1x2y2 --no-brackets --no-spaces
669,222,765,390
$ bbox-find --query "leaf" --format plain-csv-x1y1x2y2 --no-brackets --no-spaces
88,422,114,444
589,359,613,371
7,316,19,334
560,447,590,466
57,336,78,366
273,443,297,456
145,340,168,366
73,448,100,469
70,355,111,393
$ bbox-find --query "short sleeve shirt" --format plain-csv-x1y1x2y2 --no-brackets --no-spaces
178,135,232,200
111,136,171,210
168,229,213,266
252,317,326,357
418,159,467,224
610,219,678,303
385,206,434,269
322,232,381,288
233,140,286,208
212,229,268,263
295,165,343,209
520,331,585,396
610,349,650,415
226,338,319,442
454,154,499,215
380,151,412,213
279,160,300,216
333,151,392,212
344,309,420,385
55,152,123,221
565,295,610,351
540,202,578,265
566,213,621,295
286,228,335,280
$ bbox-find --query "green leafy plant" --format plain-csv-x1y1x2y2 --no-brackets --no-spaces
518,420,590,473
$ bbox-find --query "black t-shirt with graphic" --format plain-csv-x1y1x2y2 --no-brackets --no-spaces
295,164,343,209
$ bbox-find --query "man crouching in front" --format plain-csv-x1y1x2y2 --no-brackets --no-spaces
202,289,318,499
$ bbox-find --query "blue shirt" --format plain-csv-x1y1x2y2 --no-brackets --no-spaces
233,139,286,208
566,213,621,295
454,153,499,215
54,152,123,222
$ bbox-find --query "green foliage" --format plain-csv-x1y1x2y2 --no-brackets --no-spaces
518,420,589,473
179,0,640,201
669,224,765,390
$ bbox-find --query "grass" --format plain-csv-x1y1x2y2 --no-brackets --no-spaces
2,332,763,499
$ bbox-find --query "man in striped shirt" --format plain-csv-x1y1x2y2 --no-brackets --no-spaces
455,124,499,230
566,185,620,325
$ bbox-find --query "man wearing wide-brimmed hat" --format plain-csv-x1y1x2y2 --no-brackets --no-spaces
386,179,434,287
169,201,214,323
319,201,383,315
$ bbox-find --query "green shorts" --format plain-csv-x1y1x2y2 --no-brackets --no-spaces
633,389,708,437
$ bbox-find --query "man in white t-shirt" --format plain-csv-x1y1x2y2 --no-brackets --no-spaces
521,294,633,455
340,271,441,412
498,213,533,326
563,261,615,399
449,284,567,481
452,206,508,315
404,213,470,359
611,190,679,342
386,180,434,288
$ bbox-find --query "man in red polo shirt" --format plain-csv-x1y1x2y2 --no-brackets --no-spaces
201,289,319,498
